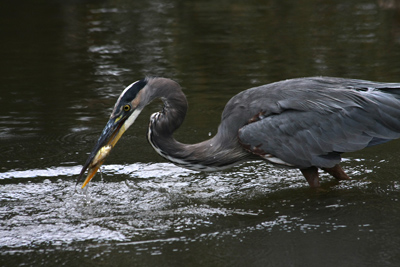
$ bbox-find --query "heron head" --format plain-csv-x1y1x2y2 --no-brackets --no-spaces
77,78,149,188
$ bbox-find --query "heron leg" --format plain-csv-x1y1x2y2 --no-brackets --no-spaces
322,164,350,181
300,166,320,187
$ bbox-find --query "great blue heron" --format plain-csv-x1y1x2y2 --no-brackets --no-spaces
77,77,400,188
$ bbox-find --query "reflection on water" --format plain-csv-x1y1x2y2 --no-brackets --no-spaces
1,160,397,248
1,158,400,265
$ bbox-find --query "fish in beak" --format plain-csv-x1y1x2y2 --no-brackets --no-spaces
76,116,128,188
76,79,149,188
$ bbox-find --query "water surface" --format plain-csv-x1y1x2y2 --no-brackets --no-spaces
1,0,400,266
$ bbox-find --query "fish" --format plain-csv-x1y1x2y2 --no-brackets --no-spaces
80,145,112,188
91,145,112,167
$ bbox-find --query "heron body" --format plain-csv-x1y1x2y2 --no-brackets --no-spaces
78,77,400,188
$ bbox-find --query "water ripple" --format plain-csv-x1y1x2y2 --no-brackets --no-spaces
1,159,399,253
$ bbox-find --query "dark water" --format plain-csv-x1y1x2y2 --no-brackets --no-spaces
1,0,400,266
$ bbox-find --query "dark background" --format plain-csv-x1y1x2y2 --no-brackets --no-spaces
1,0,400,266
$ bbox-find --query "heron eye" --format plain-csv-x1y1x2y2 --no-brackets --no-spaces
123,104,131,112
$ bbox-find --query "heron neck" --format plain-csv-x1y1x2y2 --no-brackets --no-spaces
148,128,247,171
146,87,248,171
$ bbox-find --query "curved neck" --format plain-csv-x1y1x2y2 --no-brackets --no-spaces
144,78,248,171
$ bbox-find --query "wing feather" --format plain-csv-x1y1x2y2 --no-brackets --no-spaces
238,88,400,169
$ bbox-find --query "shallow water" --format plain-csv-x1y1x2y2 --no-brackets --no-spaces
2,0,400,266
2,160,400,266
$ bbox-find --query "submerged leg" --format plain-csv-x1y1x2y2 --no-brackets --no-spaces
322,164,350,181
300,166,320,188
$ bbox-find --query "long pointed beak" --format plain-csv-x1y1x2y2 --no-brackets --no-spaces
77,116,127,188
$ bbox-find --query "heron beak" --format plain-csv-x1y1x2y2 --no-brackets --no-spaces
77,115,127,189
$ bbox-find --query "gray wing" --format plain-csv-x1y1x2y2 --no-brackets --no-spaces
238,81,400,169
